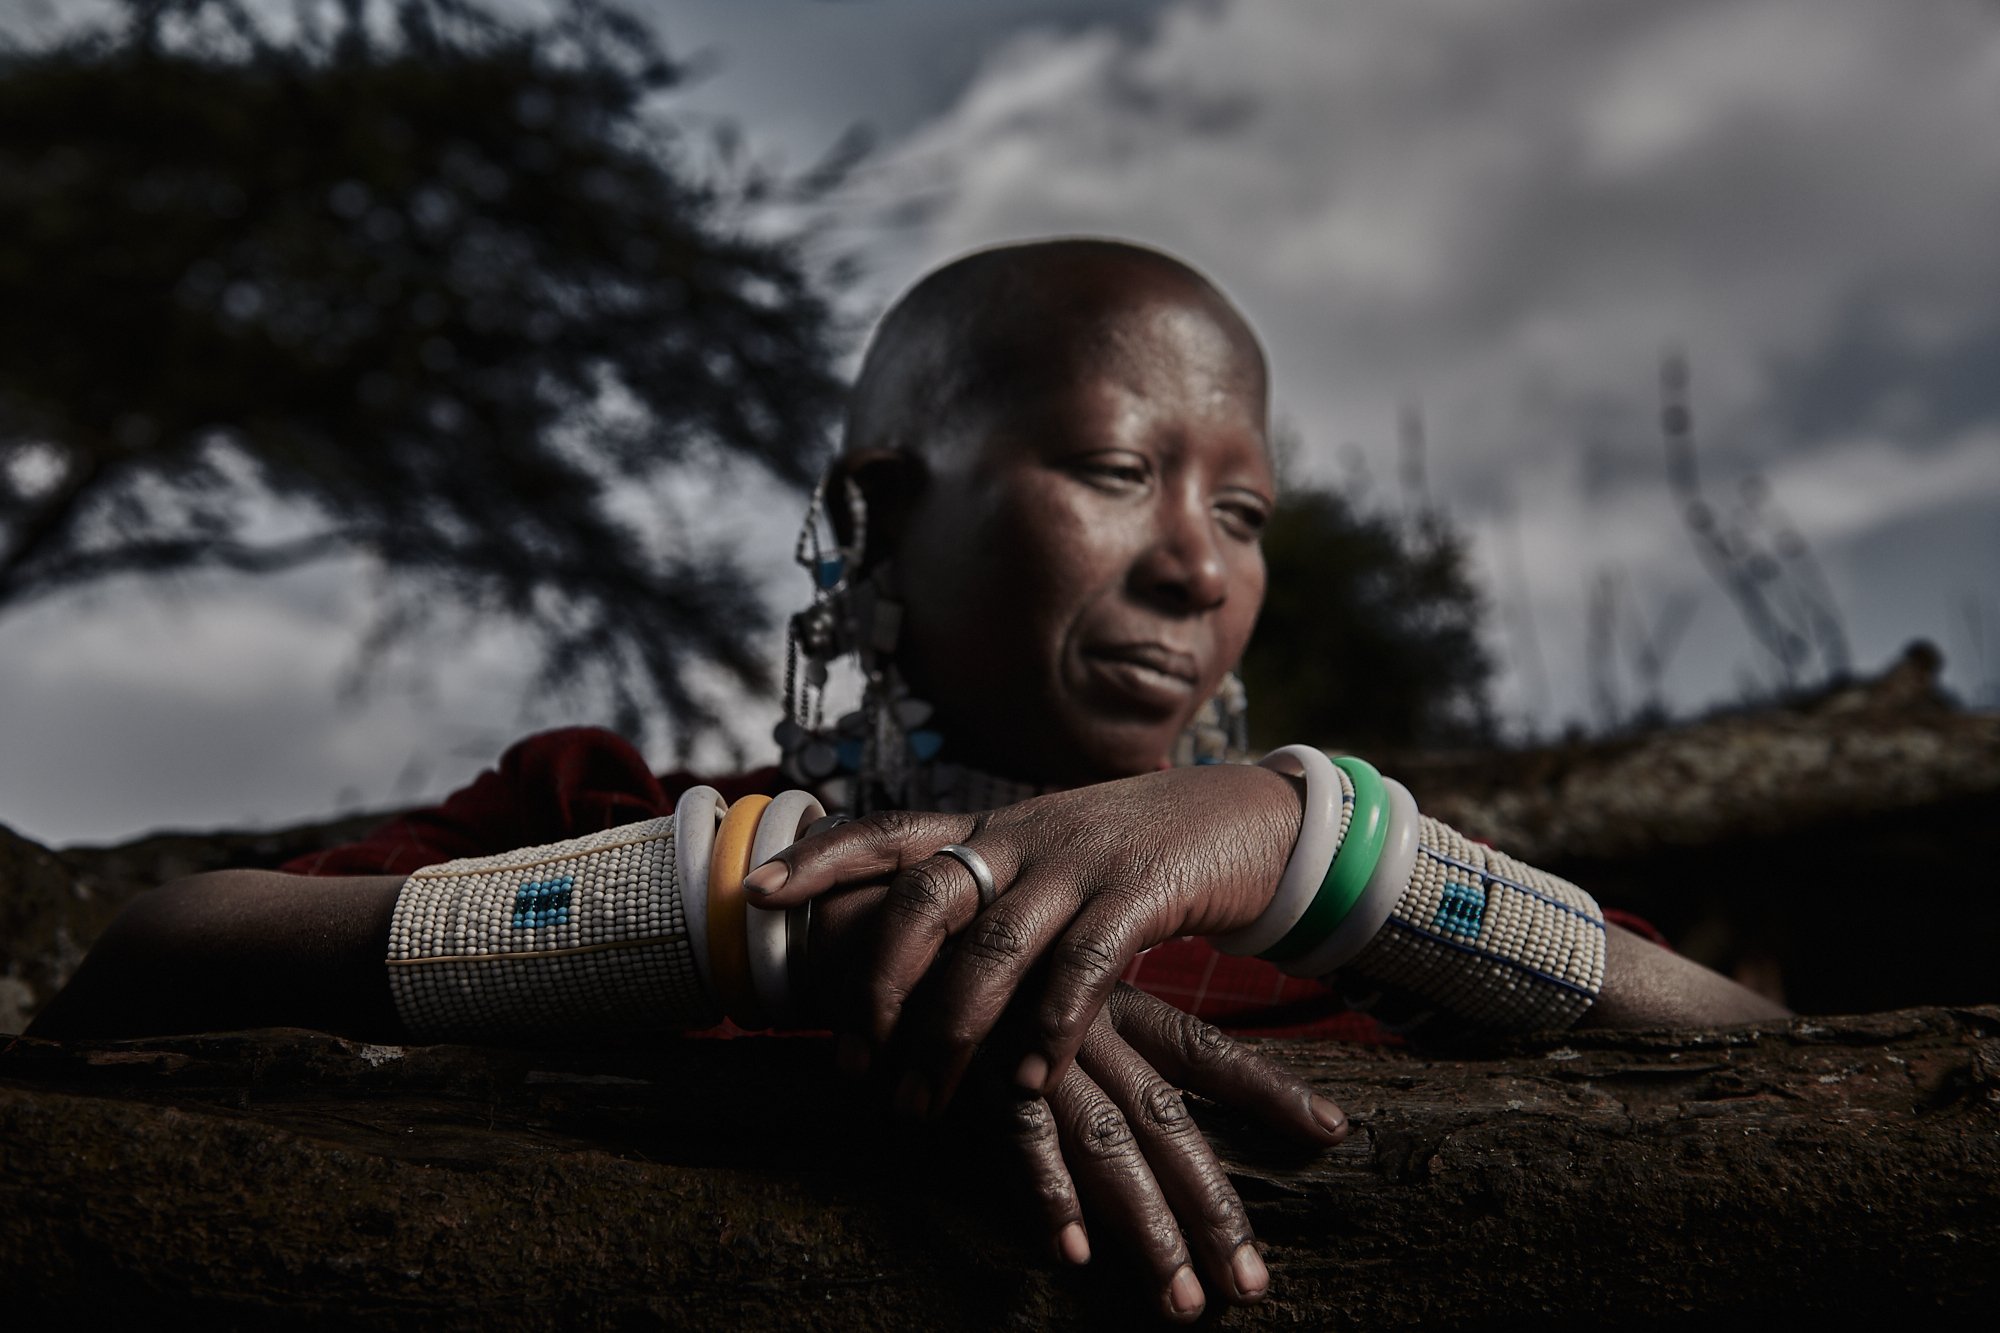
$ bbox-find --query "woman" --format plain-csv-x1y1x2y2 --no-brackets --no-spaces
31,238,1784,1321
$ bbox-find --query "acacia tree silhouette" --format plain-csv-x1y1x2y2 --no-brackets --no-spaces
0,0,848,750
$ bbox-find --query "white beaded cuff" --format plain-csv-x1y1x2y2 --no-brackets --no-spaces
1337,815,1606,1031
385,817,719,1043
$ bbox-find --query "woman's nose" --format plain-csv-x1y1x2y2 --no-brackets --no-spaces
1131,494,1229,613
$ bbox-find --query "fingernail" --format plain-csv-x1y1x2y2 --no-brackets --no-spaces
744,860,788,895
835,1033,870,1077
893,1071,931,1119
1231,1243,1268,1300
1014,1052,1049,1093
1167,1265,1204,1319
1310,1094,1349,1139
1057,1222,1090,1266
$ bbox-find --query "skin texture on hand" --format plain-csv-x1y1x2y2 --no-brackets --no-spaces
796,871,1345,1320
748,762,1307,1107
1005,984,1346,1320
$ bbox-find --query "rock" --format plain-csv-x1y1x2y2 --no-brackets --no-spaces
0,823,111,1035
2,1009,1996,1327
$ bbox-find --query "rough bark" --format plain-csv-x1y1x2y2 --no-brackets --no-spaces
5,1007,1996,1328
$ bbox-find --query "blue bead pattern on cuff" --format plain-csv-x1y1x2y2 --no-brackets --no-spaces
1432,880,1486,938
512,876,575,929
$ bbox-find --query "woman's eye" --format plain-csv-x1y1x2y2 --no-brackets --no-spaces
1075,458,1149,488
1217,501,1269,538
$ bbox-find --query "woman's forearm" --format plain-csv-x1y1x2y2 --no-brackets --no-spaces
1580,922,1790,1028
25,869,406,1041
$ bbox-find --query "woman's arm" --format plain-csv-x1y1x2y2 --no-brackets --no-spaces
1581,923,1789,1028
746,764,1792,1102
26,870,407,1041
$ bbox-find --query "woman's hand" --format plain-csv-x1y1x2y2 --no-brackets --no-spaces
802,866,1344,1320
988,982,1346,1321
753,763,1305,1108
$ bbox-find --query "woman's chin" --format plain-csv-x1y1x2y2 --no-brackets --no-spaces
1045,717,1180,784
932,692,1178,787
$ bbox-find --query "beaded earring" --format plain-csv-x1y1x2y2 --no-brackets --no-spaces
776,473,940,813
1172,670,1250,766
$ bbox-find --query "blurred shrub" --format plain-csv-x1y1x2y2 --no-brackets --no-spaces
1243,487,1493,751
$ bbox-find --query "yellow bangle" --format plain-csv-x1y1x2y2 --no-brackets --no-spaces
707,794,772,1029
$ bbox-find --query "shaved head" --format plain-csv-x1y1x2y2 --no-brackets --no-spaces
833,239,1277,783
845,239,1268,462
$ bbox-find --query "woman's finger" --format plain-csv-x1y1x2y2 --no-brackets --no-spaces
858,835,1033,1063
1045,1042,1208,1323
899,869,1170,1109
1106,983,1349,1146
1014,885,1181,1096
743,807,974,903
891,860,1097,1111
979,1078,1093,1269
1074,1008,1268,1307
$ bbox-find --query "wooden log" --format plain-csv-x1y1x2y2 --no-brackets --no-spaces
4,1006,1995,1328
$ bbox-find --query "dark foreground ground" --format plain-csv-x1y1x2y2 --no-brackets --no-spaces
2,1008,1996,1328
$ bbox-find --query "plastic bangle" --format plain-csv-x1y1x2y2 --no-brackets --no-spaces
1214,745,1347,956
1281,777,1420,977
747,789,824,1026
1262,756,1389,963
673,785,726,1001
707,793,771,1029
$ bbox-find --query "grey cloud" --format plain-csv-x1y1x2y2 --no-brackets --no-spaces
829,0,2000,725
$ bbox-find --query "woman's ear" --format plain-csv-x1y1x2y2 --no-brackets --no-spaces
828,448,925,573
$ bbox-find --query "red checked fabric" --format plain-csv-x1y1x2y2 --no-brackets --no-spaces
285,727,1663,1042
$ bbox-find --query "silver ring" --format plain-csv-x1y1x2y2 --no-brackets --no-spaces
803,813,855,839
937,843,998,909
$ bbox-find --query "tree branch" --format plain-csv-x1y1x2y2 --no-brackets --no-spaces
0,528,354,609
0,451,109,607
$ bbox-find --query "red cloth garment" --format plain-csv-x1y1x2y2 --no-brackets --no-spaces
282,727,779,878
286,726,1656,1042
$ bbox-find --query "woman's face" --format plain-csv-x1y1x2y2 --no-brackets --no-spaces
888,294,1274,785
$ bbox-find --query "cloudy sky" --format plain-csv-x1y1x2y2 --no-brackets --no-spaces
5,0,1999,845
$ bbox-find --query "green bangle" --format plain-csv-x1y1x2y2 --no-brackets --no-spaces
1261,756,1389,963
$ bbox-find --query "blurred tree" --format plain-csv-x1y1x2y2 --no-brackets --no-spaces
1242,487,1493,751
0,0,848,750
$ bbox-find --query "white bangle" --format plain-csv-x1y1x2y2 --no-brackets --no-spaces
747,789,824,1025
1214,745,1351,957
673,786,727,1003
1281,776,1420,977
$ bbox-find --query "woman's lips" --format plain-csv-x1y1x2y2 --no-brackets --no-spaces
1080,643,1201,711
